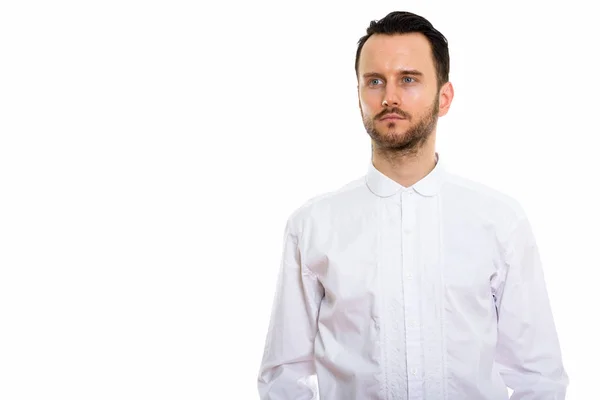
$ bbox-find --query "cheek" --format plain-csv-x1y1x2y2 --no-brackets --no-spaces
358,99,369,116
401,87,423,103
359,93,381,115
401,88,433,113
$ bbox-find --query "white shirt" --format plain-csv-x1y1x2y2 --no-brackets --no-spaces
257,152,568,399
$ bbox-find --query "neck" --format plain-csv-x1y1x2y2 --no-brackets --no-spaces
371,135,437,188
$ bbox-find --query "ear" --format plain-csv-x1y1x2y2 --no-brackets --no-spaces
437,81,454,117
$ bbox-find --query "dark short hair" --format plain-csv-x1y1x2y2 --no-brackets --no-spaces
355,11,450,88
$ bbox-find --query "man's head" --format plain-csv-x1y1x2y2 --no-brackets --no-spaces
355,11,454,156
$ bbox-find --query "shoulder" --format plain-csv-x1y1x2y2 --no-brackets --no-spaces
442,170,527,223
285,175,367,235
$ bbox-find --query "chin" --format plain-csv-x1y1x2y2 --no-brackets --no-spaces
380,119,407,128
382,125,407,134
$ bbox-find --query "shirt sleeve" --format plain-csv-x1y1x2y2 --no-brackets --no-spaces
493,212,569,399
257,216,324,400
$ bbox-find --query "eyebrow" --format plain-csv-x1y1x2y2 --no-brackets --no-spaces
362,69,424,79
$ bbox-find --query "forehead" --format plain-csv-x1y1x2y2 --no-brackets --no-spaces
359,32,435,77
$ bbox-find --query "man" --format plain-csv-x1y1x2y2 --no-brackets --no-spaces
257,11,568,399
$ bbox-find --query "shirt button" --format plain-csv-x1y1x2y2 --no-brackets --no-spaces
406,273,413,280
411,368,418,376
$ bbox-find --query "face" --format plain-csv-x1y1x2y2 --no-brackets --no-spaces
357,33,453,154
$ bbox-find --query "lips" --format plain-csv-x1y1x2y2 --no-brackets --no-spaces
380,114,405,121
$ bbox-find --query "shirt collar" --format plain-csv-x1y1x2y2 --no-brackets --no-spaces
366,152,445,198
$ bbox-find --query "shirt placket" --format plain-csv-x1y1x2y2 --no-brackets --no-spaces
401,189,423,399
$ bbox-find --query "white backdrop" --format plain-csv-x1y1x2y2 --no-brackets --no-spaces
0,1,596,399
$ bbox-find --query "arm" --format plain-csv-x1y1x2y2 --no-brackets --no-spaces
257,217,324,400
493,212,569,399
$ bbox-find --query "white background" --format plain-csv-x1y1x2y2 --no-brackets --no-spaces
0,1,596,398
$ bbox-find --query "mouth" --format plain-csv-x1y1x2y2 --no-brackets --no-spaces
379,115,406,121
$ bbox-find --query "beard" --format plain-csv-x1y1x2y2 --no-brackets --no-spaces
362,97,439,156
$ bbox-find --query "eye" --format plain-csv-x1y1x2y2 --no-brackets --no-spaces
402,76,416,84
368,78,383,86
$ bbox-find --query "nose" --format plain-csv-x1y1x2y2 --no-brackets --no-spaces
383,87,400,107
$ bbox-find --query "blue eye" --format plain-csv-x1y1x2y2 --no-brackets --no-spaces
369,78,383,86
402,77,415,83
